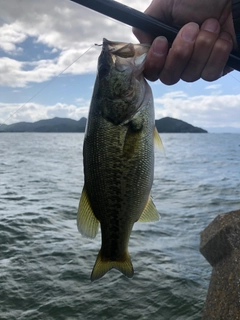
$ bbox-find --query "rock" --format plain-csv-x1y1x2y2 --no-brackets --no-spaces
200,210,240,319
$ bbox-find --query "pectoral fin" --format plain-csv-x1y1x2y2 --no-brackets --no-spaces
154,127,165,154
77,185,99,239
138,196,160,222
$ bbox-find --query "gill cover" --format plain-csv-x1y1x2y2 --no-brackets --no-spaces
97,39,150,125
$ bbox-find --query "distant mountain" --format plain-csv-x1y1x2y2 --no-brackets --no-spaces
155,117,207,133
1,117,87,133
0,116,207,133
0,123,8,130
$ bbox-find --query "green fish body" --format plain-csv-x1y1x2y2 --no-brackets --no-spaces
78,39,161,281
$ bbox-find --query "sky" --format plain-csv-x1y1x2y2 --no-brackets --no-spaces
0,0,240,132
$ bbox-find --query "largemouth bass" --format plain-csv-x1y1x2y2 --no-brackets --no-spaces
78,38,161,281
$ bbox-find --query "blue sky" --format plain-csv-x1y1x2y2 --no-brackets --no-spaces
0,0,240,132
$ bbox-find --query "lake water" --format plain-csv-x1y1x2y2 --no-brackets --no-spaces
1,133,240,320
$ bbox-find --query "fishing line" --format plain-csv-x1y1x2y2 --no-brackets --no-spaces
0,44,97,127
0,15,133,128
229,72,240,84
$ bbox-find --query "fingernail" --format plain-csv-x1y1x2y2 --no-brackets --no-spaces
152,36,168,56
181,23,199,42
201,19,219,33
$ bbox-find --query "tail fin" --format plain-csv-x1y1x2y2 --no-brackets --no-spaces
91,249,134,281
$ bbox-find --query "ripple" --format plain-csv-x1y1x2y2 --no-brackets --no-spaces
1,133,240,319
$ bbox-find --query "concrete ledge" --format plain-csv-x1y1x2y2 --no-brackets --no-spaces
200,210,240,319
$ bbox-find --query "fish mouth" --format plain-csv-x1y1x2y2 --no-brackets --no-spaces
103,38,150,55
105,40,136,58
102,38,150,73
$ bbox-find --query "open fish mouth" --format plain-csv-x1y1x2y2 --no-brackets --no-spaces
101,38,150,75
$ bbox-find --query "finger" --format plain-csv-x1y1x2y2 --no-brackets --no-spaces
222,65,233,76
159,22,200,85
201,31,233,81
132,0,169,44
132,27,154,44
181,19,220,82
143,36,168,81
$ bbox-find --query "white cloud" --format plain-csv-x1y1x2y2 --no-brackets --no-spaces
204,84,223,96
154,92,240,128
0,45,101,87
205,84,222,90
0,0,147,50
2,91,240,131
0,0,150,88
1,0,239,131
0,100,90,125
160,91,189,99
0,23,26,53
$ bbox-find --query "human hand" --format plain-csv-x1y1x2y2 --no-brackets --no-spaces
133,0,237,84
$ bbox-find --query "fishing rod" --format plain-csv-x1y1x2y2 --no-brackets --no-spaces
70,0,240,72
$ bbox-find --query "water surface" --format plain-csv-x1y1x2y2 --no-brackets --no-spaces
1,133,240,320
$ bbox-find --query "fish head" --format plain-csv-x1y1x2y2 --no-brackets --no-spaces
96,38,150,125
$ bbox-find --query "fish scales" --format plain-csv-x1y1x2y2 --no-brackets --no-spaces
78,39,161,281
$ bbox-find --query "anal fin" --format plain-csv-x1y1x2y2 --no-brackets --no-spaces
138,196,160,222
